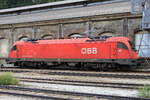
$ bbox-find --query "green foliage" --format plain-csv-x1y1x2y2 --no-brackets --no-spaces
0,0,63,9
138,85,150,98
0,72,19,85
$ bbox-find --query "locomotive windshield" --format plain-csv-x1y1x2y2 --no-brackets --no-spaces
11,45,17,51
117,42,128,49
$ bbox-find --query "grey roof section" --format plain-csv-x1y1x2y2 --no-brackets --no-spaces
0,1,131,25
0,0,87,14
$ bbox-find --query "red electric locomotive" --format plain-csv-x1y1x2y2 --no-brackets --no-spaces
7,36,140,68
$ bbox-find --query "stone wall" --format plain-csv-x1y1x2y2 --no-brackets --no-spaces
0,14,142,58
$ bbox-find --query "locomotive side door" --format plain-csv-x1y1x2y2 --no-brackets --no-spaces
16,45,22,58
110,42,117,59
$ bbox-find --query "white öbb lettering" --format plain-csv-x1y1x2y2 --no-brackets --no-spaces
81,48,97,54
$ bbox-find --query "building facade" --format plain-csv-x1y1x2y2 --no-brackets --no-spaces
0,0,149,59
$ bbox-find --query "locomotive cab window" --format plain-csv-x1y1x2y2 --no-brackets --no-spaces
11,45,17,51
117,42,128,49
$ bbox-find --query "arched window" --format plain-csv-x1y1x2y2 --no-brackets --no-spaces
98,32,114,37
41,35,54,40
68,33,85,38
18,36,29,41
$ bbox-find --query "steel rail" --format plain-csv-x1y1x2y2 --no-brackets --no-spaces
41,71,150,79
0,85,149,100
20,79,139,89
19,77,146,86
1,68,150,79
0,91,69,100
18,77,145,89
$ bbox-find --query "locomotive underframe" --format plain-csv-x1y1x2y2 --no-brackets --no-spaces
7,58,139,67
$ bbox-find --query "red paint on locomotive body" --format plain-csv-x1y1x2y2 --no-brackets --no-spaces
8,36,140,66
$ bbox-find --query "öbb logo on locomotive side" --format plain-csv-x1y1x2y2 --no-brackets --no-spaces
81,48,97,54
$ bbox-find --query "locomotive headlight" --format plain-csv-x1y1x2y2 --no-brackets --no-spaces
118,49,122,52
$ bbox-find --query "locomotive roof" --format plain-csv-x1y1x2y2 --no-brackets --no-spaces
14,36,129,45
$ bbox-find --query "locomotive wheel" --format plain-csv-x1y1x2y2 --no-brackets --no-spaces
67,63,78,67
97,63,117,71
98,63,108,71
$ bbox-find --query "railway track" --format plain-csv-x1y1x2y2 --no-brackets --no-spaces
0,67,150,99
0,85,149,100
18,77,145,89
0,66,149,73
0,91,68,100
41,71,150,79
1,68,150,79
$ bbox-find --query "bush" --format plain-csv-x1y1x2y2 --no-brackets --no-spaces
138,85,150,98
0,72,19,85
